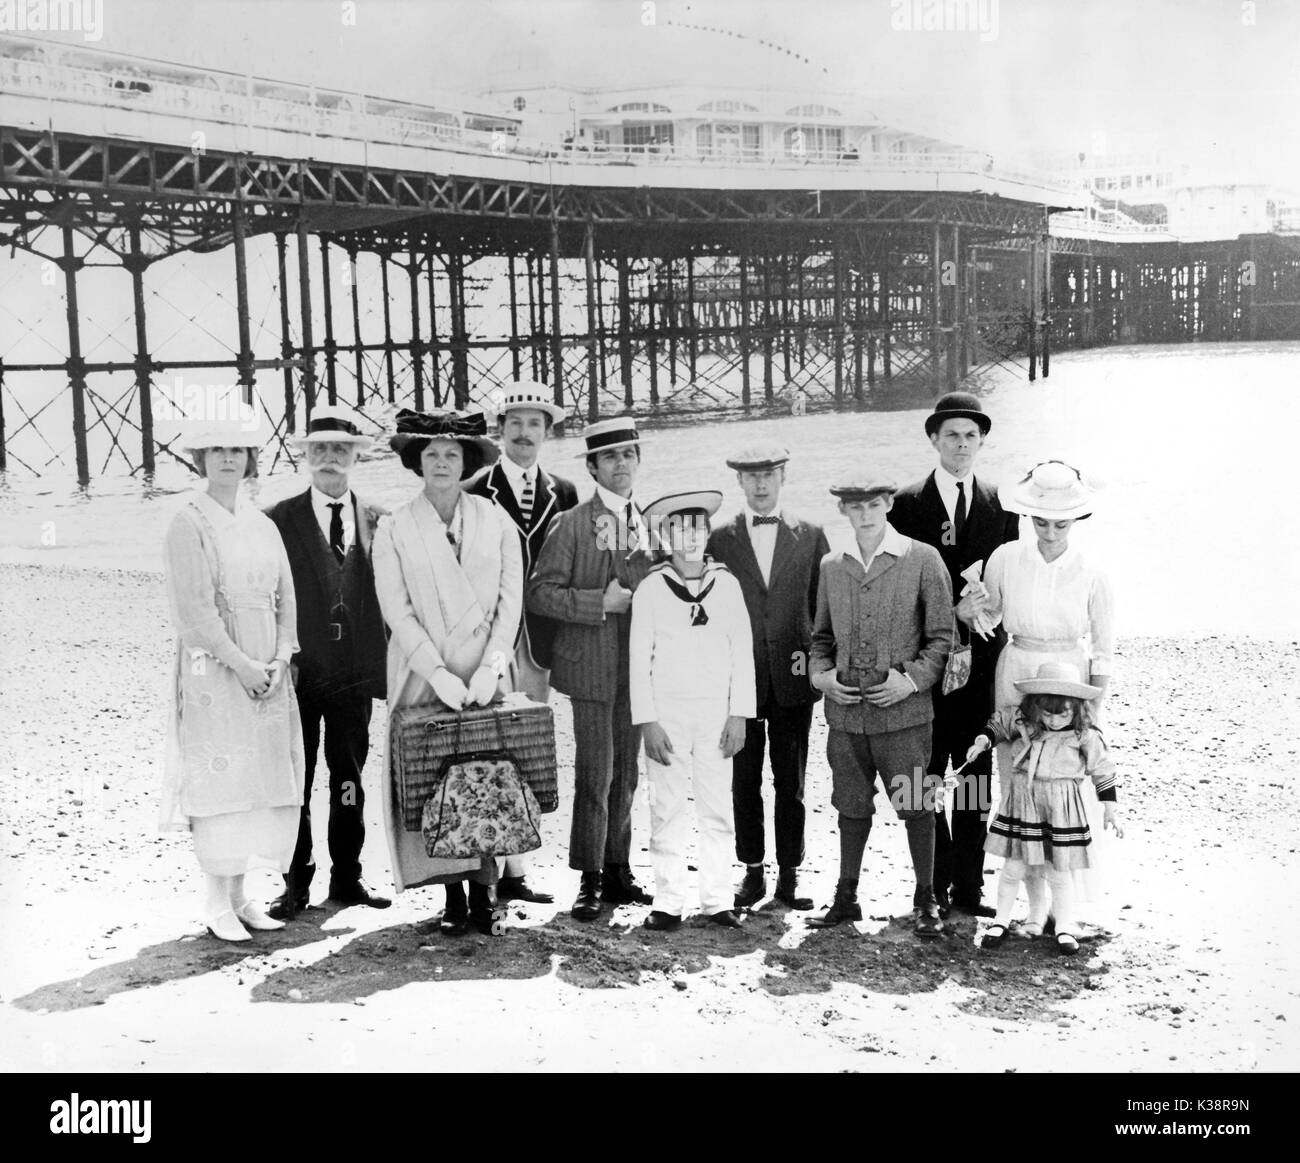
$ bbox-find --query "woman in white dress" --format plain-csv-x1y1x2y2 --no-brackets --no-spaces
972,460,1114,932
372,409,524,935
161,420,305,942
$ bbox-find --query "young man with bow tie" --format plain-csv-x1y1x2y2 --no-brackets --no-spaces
263,405,391,918
888,393,1020,918
706,443,829,912
465,380,578,905
527,415,655,920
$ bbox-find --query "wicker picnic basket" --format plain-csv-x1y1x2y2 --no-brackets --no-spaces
391,694,558,831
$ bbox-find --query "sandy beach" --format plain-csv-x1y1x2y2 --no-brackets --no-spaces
2,558,1296,1073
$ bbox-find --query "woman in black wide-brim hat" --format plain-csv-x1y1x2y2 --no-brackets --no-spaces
371,409,527,934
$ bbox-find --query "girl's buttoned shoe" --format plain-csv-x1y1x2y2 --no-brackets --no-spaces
1056,933,1080,955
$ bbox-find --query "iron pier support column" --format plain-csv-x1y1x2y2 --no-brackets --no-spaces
127,223,155,474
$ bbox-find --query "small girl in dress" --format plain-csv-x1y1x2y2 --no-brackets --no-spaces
966,661,1123,955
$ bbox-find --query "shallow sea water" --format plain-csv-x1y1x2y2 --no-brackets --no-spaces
2,340,1297,640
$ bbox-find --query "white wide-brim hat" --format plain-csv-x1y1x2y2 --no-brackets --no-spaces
491,380,566,425
642,489,723,527
181,414,267,450
290,404,373,450
1000,460,1100,520
1014,661,1101,700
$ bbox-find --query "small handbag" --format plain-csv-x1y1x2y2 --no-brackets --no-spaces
941,619,972,696
419,712,543,860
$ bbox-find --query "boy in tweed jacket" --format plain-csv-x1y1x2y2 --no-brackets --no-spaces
807,474,953,938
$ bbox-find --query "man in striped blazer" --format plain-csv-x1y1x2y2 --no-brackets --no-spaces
465,380,578,904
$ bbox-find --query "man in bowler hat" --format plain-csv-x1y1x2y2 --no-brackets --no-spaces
707,442,828,911
888,392,1019,917
465,380,578,904
526,415,655,920
265,405,391,916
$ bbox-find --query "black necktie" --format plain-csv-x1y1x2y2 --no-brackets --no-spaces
752,514,780,526
954,481,967,542
625,502,640,549
328,502,345,565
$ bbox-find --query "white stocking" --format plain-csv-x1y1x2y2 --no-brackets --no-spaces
204,873,233,918
228,873,248,912
994,859,1026,928
1025,868,1050,929
1047,869,1077,936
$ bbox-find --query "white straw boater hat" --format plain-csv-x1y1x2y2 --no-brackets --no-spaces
291,403,373,449
492,379,566,425
576,415,640,458
642,489,723,527
1000,459,1100,521
1014,661,1101,700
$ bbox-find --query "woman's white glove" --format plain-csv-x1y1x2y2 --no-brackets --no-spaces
466,665,500,707
431,667,469,711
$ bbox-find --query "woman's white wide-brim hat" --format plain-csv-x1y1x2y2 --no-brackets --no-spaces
181,415,267,449
290,403,374,449
1014,660,1101,700
492,380,566,424
1000,460,1100,520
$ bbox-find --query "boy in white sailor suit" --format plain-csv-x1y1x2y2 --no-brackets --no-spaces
630,490,756,931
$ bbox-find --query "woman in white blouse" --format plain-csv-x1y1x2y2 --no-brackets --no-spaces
978,461,1113,716
161,420,305,942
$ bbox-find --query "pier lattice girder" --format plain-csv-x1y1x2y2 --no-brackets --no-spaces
1,125,1298,484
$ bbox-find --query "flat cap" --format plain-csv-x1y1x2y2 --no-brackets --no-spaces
829,473,898,501
725,441,790,472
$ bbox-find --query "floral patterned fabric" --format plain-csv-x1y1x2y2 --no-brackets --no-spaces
421,758,541,860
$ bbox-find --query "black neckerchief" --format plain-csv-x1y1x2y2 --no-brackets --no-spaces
660,565,715,627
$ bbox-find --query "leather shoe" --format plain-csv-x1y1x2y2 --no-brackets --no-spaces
643,910,681,931
774,867,813,911
497,875,554,904
571,871,603,921
734,866,767,909
806,880,862,928
913,886,944,939
709,909,745,929
441,883,469,935
266,889,310,921
328,878,392,909
601,863,653,906
950,895,995,918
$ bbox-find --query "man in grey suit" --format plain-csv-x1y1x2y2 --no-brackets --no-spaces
526,416,655,920
707,442,828,912
806,473,953,938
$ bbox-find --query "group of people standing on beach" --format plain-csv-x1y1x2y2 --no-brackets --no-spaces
161,384,1122,955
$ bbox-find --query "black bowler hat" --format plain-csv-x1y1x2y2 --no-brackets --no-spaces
924,392,991,437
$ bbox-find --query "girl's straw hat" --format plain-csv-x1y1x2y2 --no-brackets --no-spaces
1000,460,1100,520
1014,661,1101,701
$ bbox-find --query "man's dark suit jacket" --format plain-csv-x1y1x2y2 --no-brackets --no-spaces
466,461,578,669
264,489,388,701
707,511,829,709
888,471,1019,679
